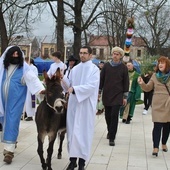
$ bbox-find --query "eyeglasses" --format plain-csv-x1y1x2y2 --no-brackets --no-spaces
79,52,89,55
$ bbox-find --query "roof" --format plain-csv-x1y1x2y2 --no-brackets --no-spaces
132,36,146,47
89,35,146,47
9,36,34,46
89,35,114,46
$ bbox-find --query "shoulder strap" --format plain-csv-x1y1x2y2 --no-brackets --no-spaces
164,84,170,96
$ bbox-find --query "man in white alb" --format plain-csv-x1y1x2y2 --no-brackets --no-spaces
62,46,100,170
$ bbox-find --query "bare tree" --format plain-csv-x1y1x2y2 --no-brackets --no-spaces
64,0,103,58
12,0,107,59
47,1,65,61
0,0,40,53
20,0,103,59
86,0,137,57
132,0,170,55
0,1,8,53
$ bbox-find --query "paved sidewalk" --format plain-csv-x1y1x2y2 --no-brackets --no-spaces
0,104,170,170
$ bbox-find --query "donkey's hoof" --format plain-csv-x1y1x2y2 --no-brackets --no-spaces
42,164,47,170
47,167,52,170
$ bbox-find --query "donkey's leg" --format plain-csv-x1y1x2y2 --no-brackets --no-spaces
46,134,57,170
37,134,47,170
57,129,66,159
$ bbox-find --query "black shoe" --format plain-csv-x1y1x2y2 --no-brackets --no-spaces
25,117,33,121
152,152,158,157
126,116,132,124
152,148,159,157
21,112,27,120
109,139,115,146
162,145,168,152
66,162,77,170
162,148,168,152
122,119,126,123
78,166,85,170
0,123,2,131
126,120,131,124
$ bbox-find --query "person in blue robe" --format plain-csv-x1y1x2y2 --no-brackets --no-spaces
0,46,45,164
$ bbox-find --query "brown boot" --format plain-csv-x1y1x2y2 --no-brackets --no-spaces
3,150,14,164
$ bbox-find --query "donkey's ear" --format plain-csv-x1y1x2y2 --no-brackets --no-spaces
43,70,49,81
55,67,61,79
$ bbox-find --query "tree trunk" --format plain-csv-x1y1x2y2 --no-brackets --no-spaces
72,1,82,60
57,0,64,62
0,9,8,54
73,26,81,60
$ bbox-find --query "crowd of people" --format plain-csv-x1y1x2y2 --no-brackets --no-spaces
0,44,170,169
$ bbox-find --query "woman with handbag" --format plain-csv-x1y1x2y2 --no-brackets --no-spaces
138,56,170,157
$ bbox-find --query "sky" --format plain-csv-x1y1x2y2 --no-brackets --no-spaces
31,8,73,43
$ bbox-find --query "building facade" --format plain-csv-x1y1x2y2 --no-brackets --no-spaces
41,42,57,59
89,35,147,61
9,36,40,58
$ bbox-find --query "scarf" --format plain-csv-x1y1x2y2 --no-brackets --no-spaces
156,71,170,84
156,71,170,107
109,60,122,67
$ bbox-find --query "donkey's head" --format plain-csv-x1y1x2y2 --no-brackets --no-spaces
43,68,66,114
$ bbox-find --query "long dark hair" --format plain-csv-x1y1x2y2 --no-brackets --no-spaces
3,46,24,69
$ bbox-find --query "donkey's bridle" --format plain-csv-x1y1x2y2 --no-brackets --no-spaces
46,98,66,113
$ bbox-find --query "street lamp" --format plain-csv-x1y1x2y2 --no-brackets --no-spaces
64,41,67,63
28,43,32,64
67,49,70,57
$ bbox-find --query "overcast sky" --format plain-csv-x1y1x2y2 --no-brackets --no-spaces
31,9,73,43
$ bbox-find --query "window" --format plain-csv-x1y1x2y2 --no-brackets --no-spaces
22,50,26,55
137,50,141,57
44,48,49,58
92,48,96,55
100,48,104,59
50,48,54,54
44,48,49,55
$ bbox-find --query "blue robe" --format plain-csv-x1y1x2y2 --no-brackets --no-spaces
0,46,45,146
1,66,27,143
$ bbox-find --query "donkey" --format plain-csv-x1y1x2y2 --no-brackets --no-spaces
35,68,67,170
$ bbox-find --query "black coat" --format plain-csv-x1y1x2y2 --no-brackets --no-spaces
99,62,129,106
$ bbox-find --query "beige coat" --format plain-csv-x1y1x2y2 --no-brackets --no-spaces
140,73,170,122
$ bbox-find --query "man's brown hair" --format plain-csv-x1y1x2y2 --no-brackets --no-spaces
52,51,62,59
